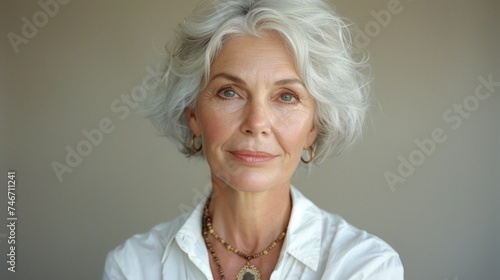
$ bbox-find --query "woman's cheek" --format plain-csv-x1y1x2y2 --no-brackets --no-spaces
274,106,312,128
199,106,239,144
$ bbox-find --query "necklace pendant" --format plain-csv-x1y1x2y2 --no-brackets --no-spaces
236,264,261,280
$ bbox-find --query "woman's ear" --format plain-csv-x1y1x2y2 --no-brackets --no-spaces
186,107,201,136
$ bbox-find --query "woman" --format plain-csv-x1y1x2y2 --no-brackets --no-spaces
104,0,404,279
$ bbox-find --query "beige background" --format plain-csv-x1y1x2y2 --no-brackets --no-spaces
1,0,499,279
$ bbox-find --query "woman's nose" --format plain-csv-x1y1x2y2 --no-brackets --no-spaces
239,100,272,137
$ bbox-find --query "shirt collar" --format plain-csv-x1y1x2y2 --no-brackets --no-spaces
162,186,323,271
284,186,322,271
161,194,209,264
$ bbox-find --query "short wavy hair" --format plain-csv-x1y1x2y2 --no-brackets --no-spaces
142,0,370,164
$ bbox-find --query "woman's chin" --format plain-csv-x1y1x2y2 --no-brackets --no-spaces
212,171,289,194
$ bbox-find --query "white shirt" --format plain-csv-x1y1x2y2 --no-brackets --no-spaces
103,186,404,280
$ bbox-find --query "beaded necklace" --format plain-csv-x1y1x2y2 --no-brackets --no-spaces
202,197,286,280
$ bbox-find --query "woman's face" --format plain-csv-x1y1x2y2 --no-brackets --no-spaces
188,33,317,193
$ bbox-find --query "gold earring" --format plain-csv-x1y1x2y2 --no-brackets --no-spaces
190,135,202,153
301,146,315,164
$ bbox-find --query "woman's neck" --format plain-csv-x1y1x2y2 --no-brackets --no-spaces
208,178,292,254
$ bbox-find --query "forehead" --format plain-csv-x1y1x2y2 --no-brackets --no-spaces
209,33,299,79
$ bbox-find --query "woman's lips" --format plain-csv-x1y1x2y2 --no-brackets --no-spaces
229,150,277,164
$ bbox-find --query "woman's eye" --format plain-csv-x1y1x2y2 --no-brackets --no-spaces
219,89,237,98
280,93,297,102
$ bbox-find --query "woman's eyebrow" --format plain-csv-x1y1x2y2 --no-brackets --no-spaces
210,73,246,85
274,78,305,87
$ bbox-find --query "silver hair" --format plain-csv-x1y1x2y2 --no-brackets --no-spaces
142,0,370,164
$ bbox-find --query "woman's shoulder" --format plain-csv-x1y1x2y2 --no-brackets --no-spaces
291,186,398,255
103,212,191,279
111,212,189,255
319,209,404,278
290,187,403,278
322,210,398,256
